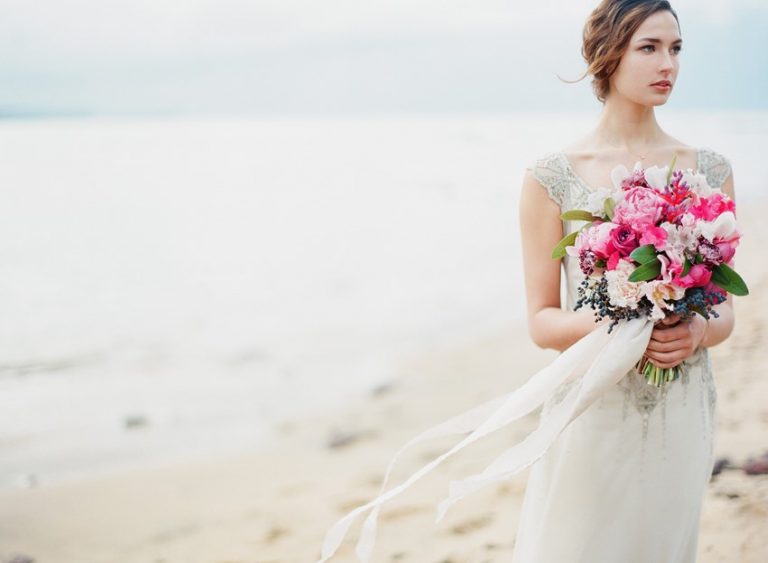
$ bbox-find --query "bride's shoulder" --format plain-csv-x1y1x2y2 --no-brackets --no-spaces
694,145,733,190
525,148,565,172
523,149,569,208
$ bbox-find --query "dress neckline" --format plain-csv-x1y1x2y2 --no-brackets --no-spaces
558,147,703,192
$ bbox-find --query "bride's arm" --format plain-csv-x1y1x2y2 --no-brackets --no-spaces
519,169,606,352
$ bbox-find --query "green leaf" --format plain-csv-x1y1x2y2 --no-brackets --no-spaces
603,198,615,220
551,231,578,259
694,254,704,264
629,244,657,264
682,259,692,276
628,258,661,282
665,154,678,185
711,263,749,296
560,209,600,222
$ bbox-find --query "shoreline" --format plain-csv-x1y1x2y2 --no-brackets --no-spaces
0,205,766,563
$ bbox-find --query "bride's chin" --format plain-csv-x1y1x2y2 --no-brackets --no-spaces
636,95,670,108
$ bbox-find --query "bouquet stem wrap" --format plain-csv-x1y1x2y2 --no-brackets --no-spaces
315,317,654,562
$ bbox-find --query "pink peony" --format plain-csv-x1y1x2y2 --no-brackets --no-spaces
612,187,665,232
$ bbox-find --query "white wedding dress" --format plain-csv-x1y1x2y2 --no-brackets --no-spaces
511,147,732,563
315,147,734,563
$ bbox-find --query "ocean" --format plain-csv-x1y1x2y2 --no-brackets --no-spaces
0,110,765,487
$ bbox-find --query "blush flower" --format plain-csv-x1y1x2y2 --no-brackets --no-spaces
612,187,664,232
643,280,686,321
604,259,644,309
580,221,616,259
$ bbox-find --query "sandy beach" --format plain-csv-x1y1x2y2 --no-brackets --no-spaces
1,202,766,563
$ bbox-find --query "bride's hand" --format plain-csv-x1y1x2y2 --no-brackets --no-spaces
643,313,708,369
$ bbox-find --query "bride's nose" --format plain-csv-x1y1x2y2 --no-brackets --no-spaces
658,52,675,73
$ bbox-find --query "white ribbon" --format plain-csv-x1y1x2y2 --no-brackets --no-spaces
315,317,654,562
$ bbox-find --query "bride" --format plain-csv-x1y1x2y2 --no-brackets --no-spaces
516,1,735,561
315,1,737,561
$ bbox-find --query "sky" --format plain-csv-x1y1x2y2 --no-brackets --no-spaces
0,0,766,116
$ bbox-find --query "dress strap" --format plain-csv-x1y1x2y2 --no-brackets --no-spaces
698,147,733,190
525,151,567,208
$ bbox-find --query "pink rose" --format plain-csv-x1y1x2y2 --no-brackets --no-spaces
612,187,664,232
610,225,638,256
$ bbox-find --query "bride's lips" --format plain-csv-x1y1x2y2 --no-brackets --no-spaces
651,80,672,91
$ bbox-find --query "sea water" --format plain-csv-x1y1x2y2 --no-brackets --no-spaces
0,110,764,486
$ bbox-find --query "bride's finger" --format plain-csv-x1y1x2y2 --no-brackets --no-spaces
643,351,683,369
646,339,682,353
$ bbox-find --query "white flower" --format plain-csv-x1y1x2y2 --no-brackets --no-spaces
680,169,713,196
661,221,698,264
699,211,739,242
610,164,631,190
644,165,670,190
584,186,616,215
643,280,686,321
605,259,644,309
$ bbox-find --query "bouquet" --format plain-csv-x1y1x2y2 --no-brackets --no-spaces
552,155,748,387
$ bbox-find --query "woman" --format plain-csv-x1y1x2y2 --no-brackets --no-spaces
315,2,737,561
516,1,735,561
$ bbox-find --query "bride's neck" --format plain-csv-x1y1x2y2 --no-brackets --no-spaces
590,97,667,150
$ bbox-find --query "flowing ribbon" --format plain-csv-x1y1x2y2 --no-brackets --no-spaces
315,317,654,562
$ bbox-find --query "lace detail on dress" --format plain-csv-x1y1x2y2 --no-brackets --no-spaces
526,152,568,207
698,147,733,190
617,347,709,418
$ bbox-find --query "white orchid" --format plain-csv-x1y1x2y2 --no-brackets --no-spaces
610,164,631,190
643,164,670,191
699,211,740,242
680,168,714,197
584,185,617,215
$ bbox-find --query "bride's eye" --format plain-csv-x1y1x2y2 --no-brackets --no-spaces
672,45,682,54
641,45,654,52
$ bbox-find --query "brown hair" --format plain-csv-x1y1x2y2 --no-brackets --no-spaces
564,0,680,103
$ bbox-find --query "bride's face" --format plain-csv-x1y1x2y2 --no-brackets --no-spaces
608,10,682,106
